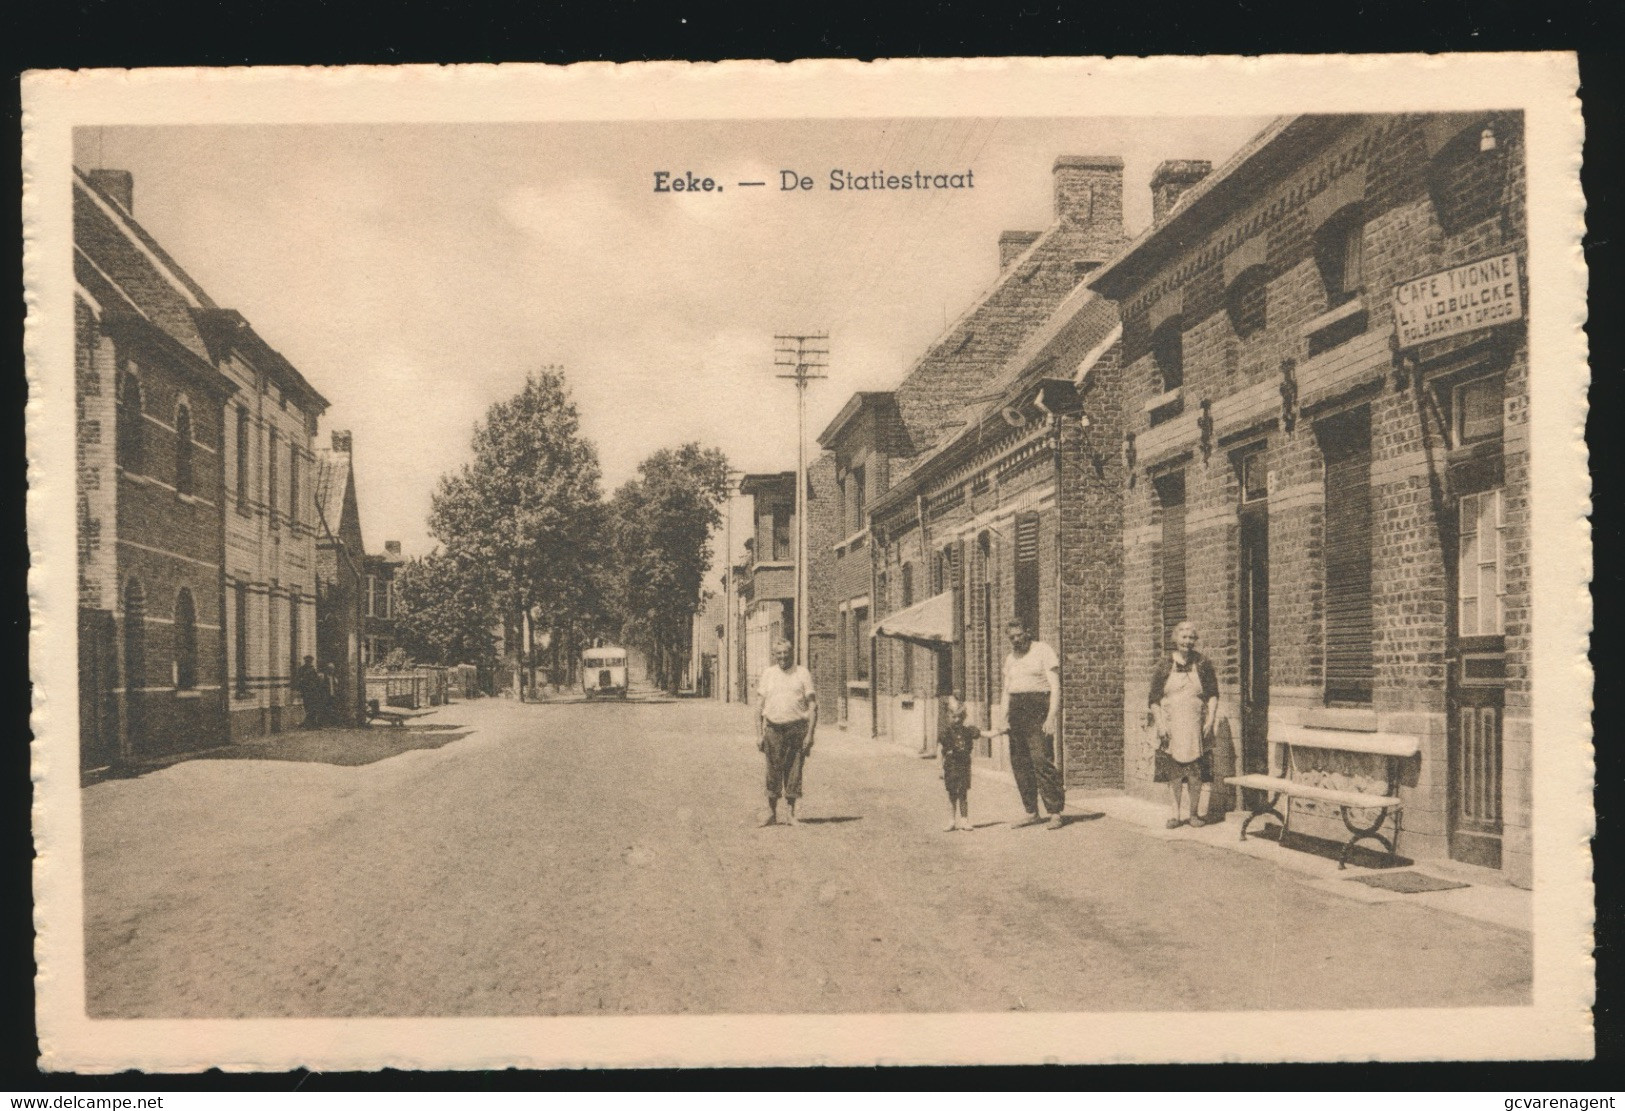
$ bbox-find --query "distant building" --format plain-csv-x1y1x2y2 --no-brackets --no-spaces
313,430,366,725
362,541,406,665
735,473,797,699
74,168,239,767
1089,113,1532,883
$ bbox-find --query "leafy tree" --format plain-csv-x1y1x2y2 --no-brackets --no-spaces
608,444,731,692
394,551,500,667
422,371,606,689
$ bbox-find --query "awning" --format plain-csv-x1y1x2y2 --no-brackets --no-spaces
871,591,954,647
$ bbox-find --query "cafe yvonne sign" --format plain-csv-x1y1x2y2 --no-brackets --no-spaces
1392,251,1523,350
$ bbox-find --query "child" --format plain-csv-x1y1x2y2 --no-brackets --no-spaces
937,695,980,831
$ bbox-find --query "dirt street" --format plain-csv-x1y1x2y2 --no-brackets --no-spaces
82,695,1531,1017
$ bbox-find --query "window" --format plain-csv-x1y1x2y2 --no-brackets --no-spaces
900,563,915,693
1227,274,1268,338
289,590,301,679
235,407,250,505
174,404,194,496
853,605,870,681
234,582,249,696
1320,408,1374,704
1014,511,1041,640
1459,489,1505,637
1317,212,1366,307
366,574,378,618
288,440,299,526
1154,473,1187,644
1152,324,1184,392
174,589,198,690
267,429,280,526
1454,377,1504,447
849,464,866,532
118,371,145,473
1238,446,1268,503
772,510,791,561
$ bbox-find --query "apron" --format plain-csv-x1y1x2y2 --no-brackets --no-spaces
1162,662,1207,764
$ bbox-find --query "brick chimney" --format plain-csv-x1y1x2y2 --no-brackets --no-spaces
1151,160,1213,224
999,230,1042,270
87,169,134,214
331,430,352,454
1053,155,1123,228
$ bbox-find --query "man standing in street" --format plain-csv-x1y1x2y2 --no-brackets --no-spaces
295,656,323,728
999,618,1066,829
756,638,818,826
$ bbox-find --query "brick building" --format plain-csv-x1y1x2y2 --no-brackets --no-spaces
868,286,1125,781
1089,113,1531,884
74,168,238,767
207,309,330,739
734,472,797,700
313,430,367,725
362,541,406,665
808,155,1131,756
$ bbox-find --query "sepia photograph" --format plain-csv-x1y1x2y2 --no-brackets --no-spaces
23,56,1592,1070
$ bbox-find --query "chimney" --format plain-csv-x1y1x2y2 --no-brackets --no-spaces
1053,155,1123,228
999,230,1042,270
1151,160,1213,224
331,430,352,454
87,169,134,214
384,540,402,558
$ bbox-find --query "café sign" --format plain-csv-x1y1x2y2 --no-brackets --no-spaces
1392,251,1522,350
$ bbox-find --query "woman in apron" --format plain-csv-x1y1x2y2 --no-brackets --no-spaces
1149,620,1221,828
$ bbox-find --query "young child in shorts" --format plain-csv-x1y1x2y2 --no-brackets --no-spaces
937,695,981,831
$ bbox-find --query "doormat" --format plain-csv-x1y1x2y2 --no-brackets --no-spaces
1346,871,1470,894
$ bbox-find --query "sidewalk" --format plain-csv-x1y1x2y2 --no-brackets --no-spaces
874,728,1532,935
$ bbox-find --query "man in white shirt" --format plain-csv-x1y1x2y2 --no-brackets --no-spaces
756,638,818,826
999,618,1066,829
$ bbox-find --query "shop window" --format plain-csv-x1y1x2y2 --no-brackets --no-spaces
117,370,145,473
1459,488,1505,637
174,589,198,690
1154,472,1187,645
174,403,194,496
1319,407,1374,704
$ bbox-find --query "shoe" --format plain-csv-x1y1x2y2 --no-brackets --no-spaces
945,822,959,832
1165,818,1187,829
1045,815,1066,830
1188,816,1207,828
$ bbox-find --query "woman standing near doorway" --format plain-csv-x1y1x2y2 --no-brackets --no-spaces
1150,620,1220,828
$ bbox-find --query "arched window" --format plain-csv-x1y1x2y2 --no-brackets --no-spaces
174,403,194,496
174,588,198,690
118,370,145,473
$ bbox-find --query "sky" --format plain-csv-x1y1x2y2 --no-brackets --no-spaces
74,116,1269,569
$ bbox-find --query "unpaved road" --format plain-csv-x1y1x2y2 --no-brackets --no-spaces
82,695,1531,1017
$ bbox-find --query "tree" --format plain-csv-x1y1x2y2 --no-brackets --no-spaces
423,371,606,691
607,443,731,692
394,551,500,667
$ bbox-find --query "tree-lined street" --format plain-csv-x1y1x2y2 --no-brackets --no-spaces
83,694,1530,1019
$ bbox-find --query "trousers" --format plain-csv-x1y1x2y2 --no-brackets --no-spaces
763,719,809,801
1007,692,1065,816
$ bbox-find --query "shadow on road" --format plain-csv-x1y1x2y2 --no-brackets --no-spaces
179,724,476,769
798,816,863,825
1249,823,1414,870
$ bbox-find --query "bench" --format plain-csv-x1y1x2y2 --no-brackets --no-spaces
366,701,430,728
1224,726,1421,868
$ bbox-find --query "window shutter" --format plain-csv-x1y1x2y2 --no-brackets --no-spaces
1155,473,1187,644
1321,408,1373,703
950,542,966,698
1014,511,1041,637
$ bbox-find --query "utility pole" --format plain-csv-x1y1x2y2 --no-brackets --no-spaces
774,333,828,669
722,467,744,703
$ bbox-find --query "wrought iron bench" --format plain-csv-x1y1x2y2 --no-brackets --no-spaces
1224,726,1421,868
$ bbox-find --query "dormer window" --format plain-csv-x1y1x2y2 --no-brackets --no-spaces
1152,322,1184,392
1316,208,1366,308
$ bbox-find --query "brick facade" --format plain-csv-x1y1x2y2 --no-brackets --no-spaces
1092,113,1532,885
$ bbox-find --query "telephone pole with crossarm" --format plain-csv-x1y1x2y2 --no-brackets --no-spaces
774,333,828,669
